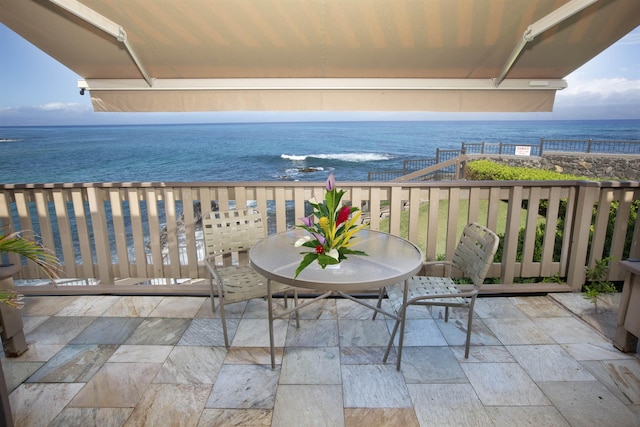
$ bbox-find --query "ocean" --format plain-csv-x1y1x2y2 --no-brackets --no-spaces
1,119,639,184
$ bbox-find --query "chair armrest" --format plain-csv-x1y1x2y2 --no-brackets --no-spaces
421,261,462,277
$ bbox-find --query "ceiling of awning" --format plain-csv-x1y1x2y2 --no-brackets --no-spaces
1,0,639,113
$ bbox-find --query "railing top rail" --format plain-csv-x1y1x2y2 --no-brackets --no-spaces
4,179,639,192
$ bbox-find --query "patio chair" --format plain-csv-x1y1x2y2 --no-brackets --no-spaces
381,222,499,370
203,208,298,347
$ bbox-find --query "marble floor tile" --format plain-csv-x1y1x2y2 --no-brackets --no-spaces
5,343,64,362
69,362,163,408
399,346,468,384
511,296,572,318
206,364,280,409
339,319,394,347
336,298,393,320
288,298,337,320
600,359,640,404
22,316,51,334
272,384,344,427
434,316,501,347
70,317,143,345
212,300,249,319
474,297,528,319
55,295,121,316
108,345,173,363
9,383,84,427
153,346,226,384
27,344,118,383
198,408,272,426
532,317,611,344
485,406,570,427
194,297,215,318
342,364,412,408
244,297,297,319
148,296,206,318
483,318,555,345
224,347,284,365
507,345,596,382
407,383,494,426
101,296,164,317
280,347,341,384
285,319,339,347
178,317,236,346
3,360,43,392
125,318,191,345
22,296,79,316
232,318,289,347
386,318,448,347
49,408,133,427
561,342,633,361
461,363,551,406
26,316,97,345
126,383,211,426
451,345,516,363
344,408,419,427
539,381,640,427
579,360,639,404
341,346,397,365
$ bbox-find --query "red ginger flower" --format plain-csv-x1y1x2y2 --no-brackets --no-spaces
336,205,351,226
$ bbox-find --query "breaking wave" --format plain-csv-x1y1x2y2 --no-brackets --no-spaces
281,153,394,162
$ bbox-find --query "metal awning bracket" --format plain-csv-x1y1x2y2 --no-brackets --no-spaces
494,0,598,87
48,0,153,87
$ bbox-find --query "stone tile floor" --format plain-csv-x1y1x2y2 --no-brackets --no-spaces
2,292,640,426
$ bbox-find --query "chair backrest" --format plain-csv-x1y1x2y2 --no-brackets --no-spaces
452,222,499,288
202,208,266,263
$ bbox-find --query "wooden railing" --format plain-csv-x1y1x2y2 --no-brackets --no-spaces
1,180,639,295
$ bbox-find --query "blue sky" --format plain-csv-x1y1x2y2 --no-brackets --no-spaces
1,23,639,126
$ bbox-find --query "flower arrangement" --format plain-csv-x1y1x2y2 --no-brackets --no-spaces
294,173,368,277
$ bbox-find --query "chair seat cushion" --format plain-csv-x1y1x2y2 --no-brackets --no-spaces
386,276,469,314
215,265,293,303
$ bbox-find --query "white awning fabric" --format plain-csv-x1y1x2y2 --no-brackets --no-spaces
1,0,638,113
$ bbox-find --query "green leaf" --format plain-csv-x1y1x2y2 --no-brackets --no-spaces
295,252,319,278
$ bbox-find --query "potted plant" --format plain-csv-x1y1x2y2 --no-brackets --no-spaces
0,231,60,427
0,231,61,354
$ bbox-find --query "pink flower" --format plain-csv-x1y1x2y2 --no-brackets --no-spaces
336,205,351,226
312,232,326,245
326,173,336,191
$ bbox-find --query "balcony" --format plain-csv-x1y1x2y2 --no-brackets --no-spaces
2,179,640,424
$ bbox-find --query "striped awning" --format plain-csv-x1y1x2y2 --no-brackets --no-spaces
1,0,638,112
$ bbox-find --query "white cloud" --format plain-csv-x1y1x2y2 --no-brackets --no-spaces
558,77,640,106
35,102,92,112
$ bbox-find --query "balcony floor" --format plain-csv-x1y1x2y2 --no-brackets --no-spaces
3,293,640,426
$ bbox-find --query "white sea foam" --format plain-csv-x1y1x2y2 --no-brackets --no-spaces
281,153,394,162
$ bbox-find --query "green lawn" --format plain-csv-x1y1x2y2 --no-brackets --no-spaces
379,199,532,258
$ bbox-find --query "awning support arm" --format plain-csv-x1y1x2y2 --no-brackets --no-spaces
493,0,598,87
48,0,154,87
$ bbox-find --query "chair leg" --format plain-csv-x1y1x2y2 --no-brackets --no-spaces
464,299,478,359
372,287,385,320
444,306,449,322
220,300,230,348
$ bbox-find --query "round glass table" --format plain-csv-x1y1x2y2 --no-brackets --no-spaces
249,229,423,367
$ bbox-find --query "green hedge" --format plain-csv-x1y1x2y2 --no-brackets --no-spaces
465,159,589,181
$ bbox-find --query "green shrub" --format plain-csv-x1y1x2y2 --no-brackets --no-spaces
465,159,589,181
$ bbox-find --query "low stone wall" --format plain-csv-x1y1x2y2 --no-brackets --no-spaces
472,152,640,181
